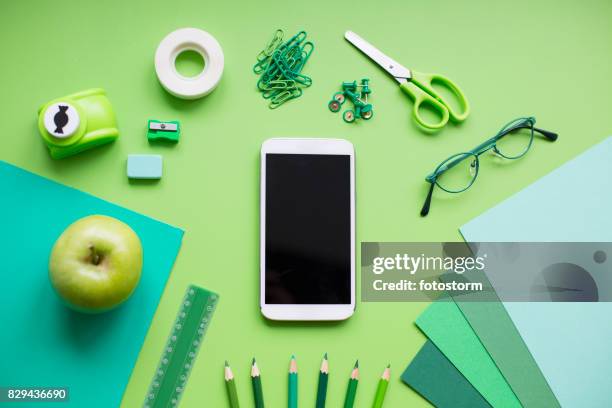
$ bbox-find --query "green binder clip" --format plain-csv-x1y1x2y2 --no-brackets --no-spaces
147,120,180,143
37,88,119,159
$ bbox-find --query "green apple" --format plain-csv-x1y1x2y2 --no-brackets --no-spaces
49,215,143,313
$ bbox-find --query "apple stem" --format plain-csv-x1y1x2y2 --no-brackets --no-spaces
89,245,101,266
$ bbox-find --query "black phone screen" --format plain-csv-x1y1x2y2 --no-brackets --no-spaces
265,153,351,304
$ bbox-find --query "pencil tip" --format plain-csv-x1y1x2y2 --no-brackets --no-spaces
252,357,256,365
354,360,359,368
387,363,391,368
291,354,295,360
225,360,229,367
324,352,328,360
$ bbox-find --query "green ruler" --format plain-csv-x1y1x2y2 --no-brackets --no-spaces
143,285,219,408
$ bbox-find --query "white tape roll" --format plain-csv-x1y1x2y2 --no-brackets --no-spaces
155,28,224,100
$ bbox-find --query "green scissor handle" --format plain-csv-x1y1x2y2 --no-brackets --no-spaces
400,71,470,131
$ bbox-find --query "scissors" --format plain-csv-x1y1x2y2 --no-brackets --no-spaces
345,31,470,131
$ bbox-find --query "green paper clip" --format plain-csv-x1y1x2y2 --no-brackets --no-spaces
147,120,180,143
254,29,314,109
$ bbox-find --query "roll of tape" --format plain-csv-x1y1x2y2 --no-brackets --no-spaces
155,28,224,100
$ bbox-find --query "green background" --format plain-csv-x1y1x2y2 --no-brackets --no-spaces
1,0,611,406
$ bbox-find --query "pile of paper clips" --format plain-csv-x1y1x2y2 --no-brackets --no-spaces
253,29,314,109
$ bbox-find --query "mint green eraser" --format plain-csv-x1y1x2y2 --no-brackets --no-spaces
127,154,162,179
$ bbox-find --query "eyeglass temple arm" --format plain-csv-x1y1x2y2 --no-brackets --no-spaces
534,126,558,141
511,124,558,141
420,182,435,217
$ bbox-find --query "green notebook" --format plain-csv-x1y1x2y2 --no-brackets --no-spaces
0,161,184,407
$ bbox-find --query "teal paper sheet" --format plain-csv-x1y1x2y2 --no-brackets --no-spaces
416,301,521,408
0,161,184,407
402,340,491,408
460,137,612,408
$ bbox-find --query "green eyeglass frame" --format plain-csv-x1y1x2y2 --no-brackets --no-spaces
420,116,558,217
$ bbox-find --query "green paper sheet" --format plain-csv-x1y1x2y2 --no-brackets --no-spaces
0,161,184,407
452,299,559,407
402,340,492,408
416,301,521,408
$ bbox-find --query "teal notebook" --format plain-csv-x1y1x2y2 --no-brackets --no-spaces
0,161,184,407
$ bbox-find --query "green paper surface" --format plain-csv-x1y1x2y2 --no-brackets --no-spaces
416,301,521,408
454,300,560,407
0,161,184,407
402,340,491,408
1,0,612,406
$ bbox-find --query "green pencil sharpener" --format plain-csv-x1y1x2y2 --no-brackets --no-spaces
147,120,180,143
37,88,119,159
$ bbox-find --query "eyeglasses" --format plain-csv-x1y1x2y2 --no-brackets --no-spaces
420,117,558,216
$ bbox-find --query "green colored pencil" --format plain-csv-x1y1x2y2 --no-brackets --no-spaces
251,358,265,408
225,361,240,408
371,365,390,408
315,353,329,408
343,360,359,408
288,355,298,408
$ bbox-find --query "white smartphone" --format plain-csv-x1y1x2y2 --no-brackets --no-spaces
260,138,355,321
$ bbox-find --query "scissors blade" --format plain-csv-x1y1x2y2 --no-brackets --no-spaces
345,31,412,84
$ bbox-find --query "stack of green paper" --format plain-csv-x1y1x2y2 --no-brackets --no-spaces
402,299,558,407
403,138,612,407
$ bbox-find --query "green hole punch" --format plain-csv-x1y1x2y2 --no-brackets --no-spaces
37,88,119,159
